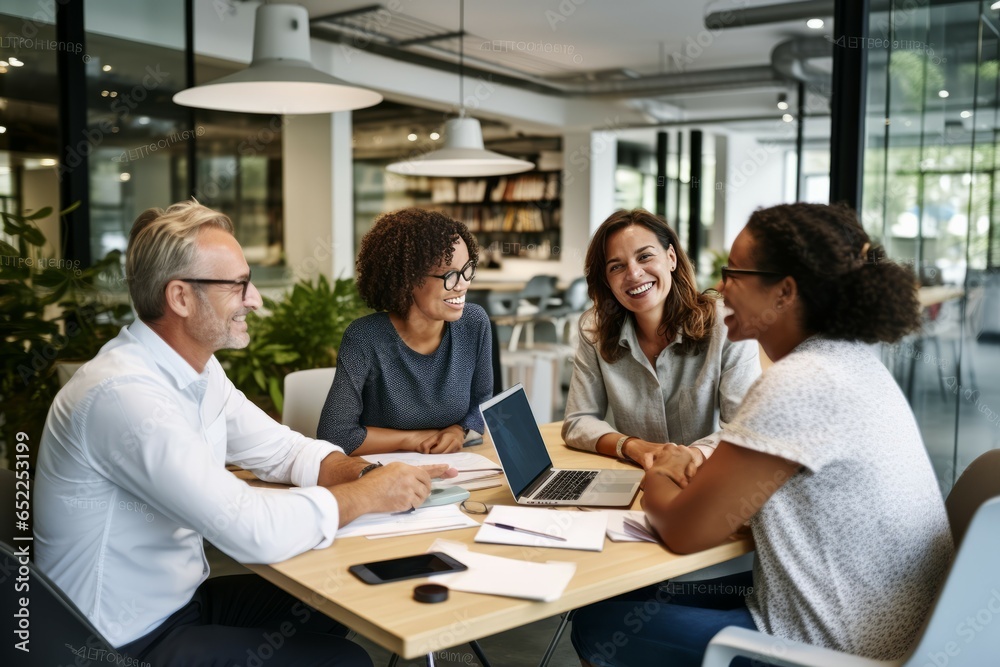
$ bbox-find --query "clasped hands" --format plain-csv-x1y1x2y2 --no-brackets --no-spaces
623,438,705,489
407,424,466,454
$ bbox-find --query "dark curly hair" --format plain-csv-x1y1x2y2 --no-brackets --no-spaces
584,209,718,362
356,208,479,317
745,203,920,343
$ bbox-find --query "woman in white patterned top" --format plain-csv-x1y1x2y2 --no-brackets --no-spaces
571,203,954,667
562,209,760,478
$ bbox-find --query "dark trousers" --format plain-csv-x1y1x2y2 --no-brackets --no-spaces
571,571,760,667
120,574,372,667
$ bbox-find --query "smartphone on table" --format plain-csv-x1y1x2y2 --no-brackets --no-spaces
348,551,467,585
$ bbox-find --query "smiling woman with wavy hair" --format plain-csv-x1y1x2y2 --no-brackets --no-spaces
562,208,760,476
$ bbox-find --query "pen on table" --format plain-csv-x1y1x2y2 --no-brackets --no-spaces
456,468,503,473
484,521,567,542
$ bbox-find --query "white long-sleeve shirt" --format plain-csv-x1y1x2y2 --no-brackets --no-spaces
35,320,343,647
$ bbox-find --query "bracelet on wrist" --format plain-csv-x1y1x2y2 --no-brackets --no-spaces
615,435,636,462
358,462,383,479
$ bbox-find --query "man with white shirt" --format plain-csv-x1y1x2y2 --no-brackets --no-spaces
34,201,452,666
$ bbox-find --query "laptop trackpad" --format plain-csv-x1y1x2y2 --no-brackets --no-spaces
591,482,635,494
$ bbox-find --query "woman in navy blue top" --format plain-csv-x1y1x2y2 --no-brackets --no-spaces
317,208,493,455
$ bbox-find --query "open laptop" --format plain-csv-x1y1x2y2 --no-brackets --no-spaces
480,384,643,507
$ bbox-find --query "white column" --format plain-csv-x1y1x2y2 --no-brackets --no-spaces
282,112,355,281
560,130,619,271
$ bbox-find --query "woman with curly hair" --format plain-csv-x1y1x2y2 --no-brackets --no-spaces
571,203,952,666
562,208,760,479
317,208,492,456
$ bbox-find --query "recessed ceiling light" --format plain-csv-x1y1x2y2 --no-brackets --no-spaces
782,113,793,122
960,110,972,118
992,1,1000,9
0,67,7,74
938,90,950,98
119,173,131,182
806,18,824,29
101,90,109,97
8,57,23,67
429,132,441,140
40,158,57,167
0,61,8,67
407,133,418,142
110,91,118,97
137,116,151,125
0,126,6,134
102,64,112,72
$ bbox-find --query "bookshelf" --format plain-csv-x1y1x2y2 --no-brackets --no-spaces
353,164,562,261
424,173,561,261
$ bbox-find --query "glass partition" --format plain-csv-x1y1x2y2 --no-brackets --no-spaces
863,0,1000,493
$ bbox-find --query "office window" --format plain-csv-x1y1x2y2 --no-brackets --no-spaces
862,0,1000,492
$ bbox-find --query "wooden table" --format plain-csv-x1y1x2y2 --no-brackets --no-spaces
917,285,964,308
245,423,753,659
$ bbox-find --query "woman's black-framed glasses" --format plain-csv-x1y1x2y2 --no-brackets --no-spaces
460,500,489,515
719,266,784,286
178,270,252,301
428,260,476,291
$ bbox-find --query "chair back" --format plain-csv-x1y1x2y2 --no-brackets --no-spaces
0,469,130,663
563,277,591,312
945,448,1000,547
904,497,1000,666
517,275,558,313
282,367,337,438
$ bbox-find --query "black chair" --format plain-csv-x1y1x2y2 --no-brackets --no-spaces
489,319,503,396
0,468,137,666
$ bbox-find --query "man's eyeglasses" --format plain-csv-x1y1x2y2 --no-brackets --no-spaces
719,266,784,286
178,270,252,301
428,260,476,291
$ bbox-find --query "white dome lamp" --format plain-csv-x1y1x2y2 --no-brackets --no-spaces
386,0,533,177
173,4,382,114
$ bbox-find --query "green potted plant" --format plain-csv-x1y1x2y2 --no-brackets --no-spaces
1,205,132,469
217,274,371,417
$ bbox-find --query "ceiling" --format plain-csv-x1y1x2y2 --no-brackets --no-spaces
275,0,840,157
0,0,839,164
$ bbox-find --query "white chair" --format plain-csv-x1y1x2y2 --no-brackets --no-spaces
702,449,1000,667
282,367,336,438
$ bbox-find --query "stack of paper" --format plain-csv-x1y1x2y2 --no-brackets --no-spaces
474,506,608,551
601,510,659,543
362,451,503,491
337,505,479,540
428,539,576,602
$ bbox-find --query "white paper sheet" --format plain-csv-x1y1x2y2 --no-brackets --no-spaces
600,510,659,543
362,451,504,491
474,506,608,552
362,451,501,471
336,504,479,539
427,539,576,602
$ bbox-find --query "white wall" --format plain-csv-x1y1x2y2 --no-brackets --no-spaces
716,132,787,251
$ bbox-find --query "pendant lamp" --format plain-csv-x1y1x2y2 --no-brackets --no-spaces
173,4,382,114
386,0,533,177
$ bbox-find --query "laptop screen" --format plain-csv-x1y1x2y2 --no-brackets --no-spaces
480,385,552,498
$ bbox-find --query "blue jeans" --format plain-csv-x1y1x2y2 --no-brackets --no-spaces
571,571,759,667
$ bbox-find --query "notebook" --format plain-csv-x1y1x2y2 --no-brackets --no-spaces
480,384,643,507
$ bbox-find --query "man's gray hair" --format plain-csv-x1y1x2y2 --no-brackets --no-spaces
125,200,235,321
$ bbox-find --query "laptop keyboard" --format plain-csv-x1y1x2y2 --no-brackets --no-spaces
535,470,599,501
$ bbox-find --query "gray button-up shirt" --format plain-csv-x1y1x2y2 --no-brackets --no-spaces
562,303,760,456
